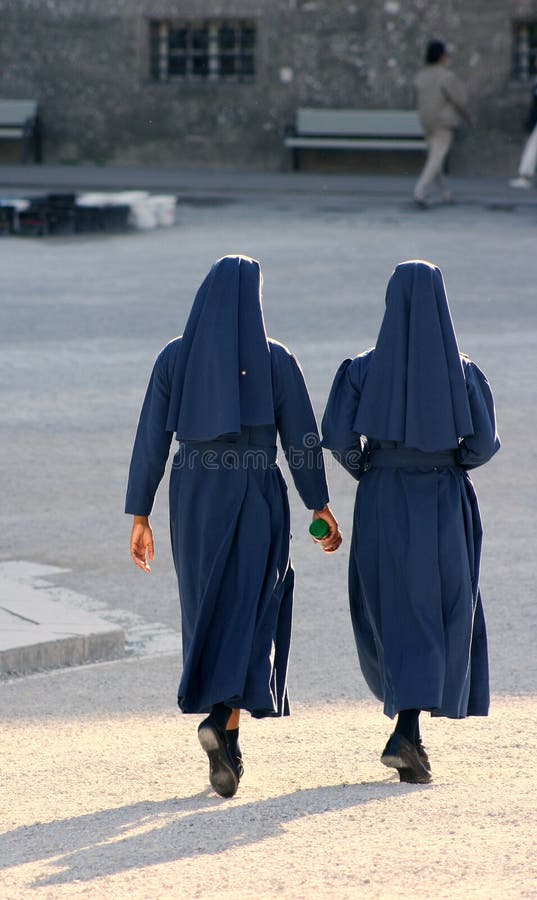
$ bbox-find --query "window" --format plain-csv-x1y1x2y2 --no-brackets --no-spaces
150,20,256,82
512,21,537,81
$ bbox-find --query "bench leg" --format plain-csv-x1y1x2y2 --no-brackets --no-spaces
34,119,43,163
281,143,300,173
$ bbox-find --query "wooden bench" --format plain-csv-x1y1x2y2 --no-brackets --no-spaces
0,100,42,163
283,108,426,170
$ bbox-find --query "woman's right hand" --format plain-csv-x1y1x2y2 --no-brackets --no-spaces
311,505,343,553
130,515,154,573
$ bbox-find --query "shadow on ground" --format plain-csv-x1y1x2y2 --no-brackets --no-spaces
2,779,428,886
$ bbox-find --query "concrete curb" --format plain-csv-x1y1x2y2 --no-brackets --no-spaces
1,163,537,206
0,629,125,677
0,577,124,677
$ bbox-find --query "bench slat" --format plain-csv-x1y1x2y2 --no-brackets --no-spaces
284,136,426,150
0,128,27,138
296,108,424,139
0,100,38,126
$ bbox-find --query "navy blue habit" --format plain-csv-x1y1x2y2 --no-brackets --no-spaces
126,255,329,717
322,260,500,719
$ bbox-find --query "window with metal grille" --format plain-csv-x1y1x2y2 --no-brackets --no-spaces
149,20,256,82
512,21,537,81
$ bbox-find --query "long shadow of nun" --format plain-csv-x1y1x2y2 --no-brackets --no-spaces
2,779,431,887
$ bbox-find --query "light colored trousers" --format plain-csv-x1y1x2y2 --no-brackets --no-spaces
414,127,453,200
518,124,537,177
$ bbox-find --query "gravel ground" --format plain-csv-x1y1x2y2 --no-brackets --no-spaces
1,177,536,897
2,658,537,899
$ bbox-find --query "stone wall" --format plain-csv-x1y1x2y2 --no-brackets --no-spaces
1,0,536,174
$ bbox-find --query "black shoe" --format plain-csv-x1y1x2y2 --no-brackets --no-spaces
397,766,425,783
398,738,431,781
225,726,244,780
234,754,245,781
380,732,432,784
416,738,431,772
198,718,240,798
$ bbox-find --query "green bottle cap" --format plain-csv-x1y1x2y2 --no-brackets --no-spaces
309,519,330,540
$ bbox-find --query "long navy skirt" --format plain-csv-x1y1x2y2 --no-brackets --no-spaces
169,441,293,717
349,454,489,719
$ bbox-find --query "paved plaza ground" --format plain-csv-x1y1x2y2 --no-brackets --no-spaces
1,167,537,898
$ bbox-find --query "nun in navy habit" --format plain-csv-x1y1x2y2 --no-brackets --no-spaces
126,255,341,798
322,260,500,783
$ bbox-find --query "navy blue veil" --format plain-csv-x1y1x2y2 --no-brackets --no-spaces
165,255,274,441
354,260,474,451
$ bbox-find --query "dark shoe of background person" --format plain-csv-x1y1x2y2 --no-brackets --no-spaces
198,717,240,798
509,176,532,189
380,732,432,784
414,195,430,209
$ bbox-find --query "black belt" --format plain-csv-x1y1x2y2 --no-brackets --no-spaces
367,448,458,469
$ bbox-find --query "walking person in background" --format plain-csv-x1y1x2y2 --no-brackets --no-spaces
414,40,474,207
126,254,341,799
509,77,537,188
322,260,499,783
